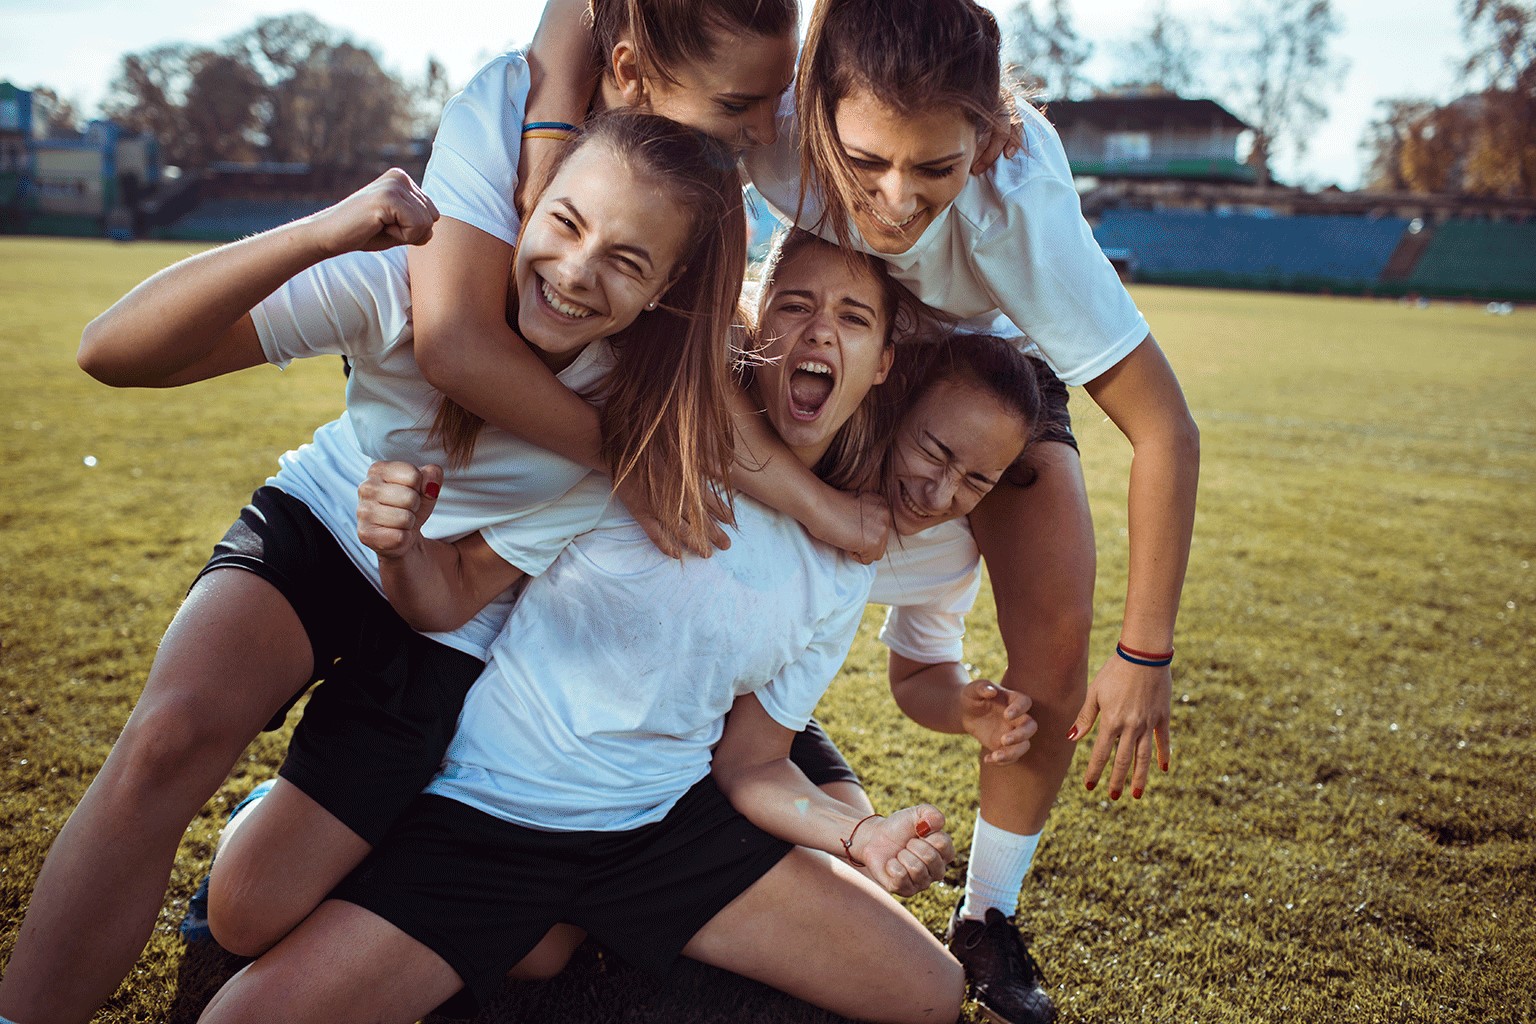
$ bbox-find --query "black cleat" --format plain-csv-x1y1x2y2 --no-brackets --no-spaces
945,905,1058,1024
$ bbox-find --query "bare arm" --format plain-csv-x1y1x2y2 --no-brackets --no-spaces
712,693,954,894
1074,334,1200,793
357,461,525,632
888,651,1038,765
731,388,892,563
79,169,437,388
517,0,599,214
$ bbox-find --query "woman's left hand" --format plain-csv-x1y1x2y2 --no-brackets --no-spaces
1069,657,1172,801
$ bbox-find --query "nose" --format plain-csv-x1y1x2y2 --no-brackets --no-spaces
802,306,835,345
556,249,597,293
743,103,778,147
921,467,960,513
872,170,917,220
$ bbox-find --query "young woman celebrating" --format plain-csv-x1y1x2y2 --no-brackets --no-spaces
192,231,1014,1024
732,1,1202,1019
0,112,744,1024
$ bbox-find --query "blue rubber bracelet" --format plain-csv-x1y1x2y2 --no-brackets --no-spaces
522,121,577,133
1115,644,1173,668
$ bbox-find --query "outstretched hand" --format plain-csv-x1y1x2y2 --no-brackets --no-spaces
1069,656,1172,801
849,806,955,896
357,460,443,560
959,678,1037,765
304,168,440,258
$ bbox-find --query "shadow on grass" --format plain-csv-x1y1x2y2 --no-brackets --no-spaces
163,942,250,1024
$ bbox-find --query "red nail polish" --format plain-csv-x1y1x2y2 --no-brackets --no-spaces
424,481,441,499
1066,726,1079,741
1132,787,1143,799
1110,789,1121,801
1160,762,1169,773
915,820,932,838
1085,779,1096,791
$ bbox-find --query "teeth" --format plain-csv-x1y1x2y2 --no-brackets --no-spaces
870,208,919,230
900,484,932,520
540,279,594,319
795,361,833,375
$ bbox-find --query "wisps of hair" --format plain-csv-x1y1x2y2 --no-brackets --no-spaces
431,110,747,556
796,0,1022,252
589,0,798,86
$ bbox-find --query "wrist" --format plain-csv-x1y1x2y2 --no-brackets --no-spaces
840,813,884,867
1114,640,1174,668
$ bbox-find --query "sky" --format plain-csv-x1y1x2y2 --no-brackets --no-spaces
0,0,1468,188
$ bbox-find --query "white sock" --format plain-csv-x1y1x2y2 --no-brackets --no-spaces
960,811,1041,921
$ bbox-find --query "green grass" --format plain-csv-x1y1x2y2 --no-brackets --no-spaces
2,238,1534,1023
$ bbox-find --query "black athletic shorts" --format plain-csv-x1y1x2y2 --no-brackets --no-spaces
333,777,792,1008
789,717,861,788
1029,356,1077,452
196,486,485,846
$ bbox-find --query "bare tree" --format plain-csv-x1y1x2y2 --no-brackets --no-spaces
1458,1,1536,196
412,58,455,139
102,44,196,164
1224,0,1346,186
1116,1,1200,95
1004,0,1093,100
29,87,85,137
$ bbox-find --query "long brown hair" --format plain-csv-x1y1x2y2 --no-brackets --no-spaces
589,0,799,86
742,229,932,491
796,0,1021,252
431,111,746,555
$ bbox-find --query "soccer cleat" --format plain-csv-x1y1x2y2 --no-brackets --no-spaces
945,904,1058,1024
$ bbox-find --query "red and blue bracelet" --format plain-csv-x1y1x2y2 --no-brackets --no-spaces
1115,641,1174,667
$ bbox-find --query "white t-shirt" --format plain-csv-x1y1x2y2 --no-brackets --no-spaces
870,518,983,665
745,102,1149,387
253,247,615,660
421,51,529,245
427,496,877,832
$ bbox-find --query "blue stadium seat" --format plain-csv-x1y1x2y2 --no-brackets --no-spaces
153,198,333,242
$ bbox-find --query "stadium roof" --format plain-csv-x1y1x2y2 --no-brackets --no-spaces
1047,97,1250,133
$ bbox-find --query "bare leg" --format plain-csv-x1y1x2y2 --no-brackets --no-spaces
0,570,313,1024
967,442,1095,836
198,900,459,1024
206,779,371,956
683,848,965,1024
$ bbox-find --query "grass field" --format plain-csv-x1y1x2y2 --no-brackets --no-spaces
1,236,1534,1023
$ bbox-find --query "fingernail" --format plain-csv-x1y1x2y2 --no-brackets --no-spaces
1160,761,1169,773
1066,726,1079,741
1085,779,1096,791
915,820,932,838
1132,787,1143,799
423,481,440,499
1110,789,1121,801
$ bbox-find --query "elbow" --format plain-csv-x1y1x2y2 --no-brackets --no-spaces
411,316,473,396
1176,410,1201,465
77,317,132,386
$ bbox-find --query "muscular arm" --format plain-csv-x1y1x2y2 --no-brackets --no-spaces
376,532,524,633
407,221,606,471
80,169,436,388
519,0,599,213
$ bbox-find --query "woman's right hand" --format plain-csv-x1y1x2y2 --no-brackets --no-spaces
850,806,955,896
302,168,440,258
614,474,731,560
357,461,443,560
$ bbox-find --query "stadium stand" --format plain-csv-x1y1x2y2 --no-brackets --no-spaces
1403,220,1536,301
1091,209,1410,292
150,197,332,242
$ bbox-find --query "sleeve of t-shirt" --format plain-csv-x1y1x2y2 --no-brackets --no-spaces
249,250,411,368
420,52,529,246
973,117,1150,387
877,566,982,665
477,473,612,577
754,569,873,731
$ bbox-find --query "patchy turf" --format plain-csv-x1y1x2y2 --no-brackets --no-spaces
1,238,1533,1023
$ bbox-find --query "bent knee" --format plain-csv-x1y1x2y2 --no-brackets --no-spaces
207,879,294,958
116,692,253,783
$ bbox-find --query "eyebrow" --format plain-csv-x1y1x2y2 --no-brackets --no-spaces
923,431,1001,481
845,147,967,168
776,288,879,316
554,198,655,271
719,78,795,103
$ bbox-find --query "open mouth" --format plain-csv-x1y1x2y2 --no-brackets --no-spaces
897,482,935,523
539,278,595,320
787,359,835,421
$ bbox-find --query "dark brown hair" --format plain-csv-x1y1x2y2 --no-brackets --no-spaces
431,110,746,555
796,0,1021,251
589,0,799,86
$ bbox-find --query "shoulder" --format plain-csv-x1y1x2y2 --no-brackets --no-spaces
952,103,1074,232
460,51,532,104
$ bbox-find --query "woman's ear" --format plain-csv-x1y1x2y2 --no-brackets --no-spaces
611,40,648,106
873,342,896,386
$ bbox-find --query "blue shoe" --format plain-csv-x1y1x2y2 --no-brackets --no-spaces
179,779,278,943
